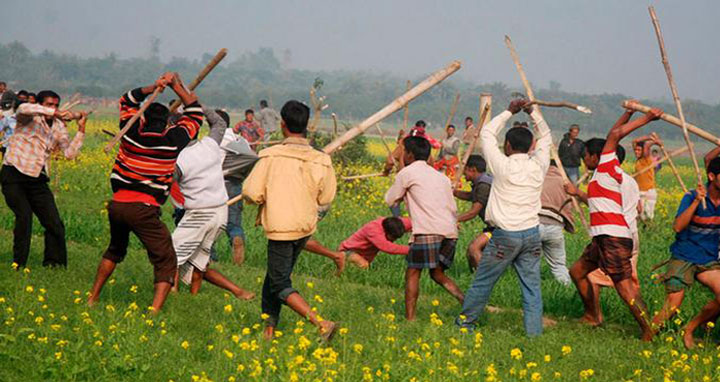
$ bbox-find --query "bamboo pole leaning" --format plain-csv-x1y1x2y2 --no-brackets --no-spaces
403,80,411,131
168,48,227,114
505,35,589,232
454,95,491,188
322,60,462,155
444,93,461,129
621,101,720,146
651,133,688,193
648,6,704,207
374,124,397,167
632,145,690,178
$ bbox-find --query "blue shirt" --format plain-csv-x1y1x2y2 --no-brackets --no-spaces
0,114,16,148
670,190,720,264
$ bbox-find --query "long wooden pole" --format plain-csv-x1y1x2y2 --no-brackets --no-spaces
104,87,163,152
341,173,384,181
403,80,411,131
374,124,397,166
168,48,227,113
632,145,689,178
444,93,461,129
331,113,339,139
529,100,591,114
648,6,704,207
505,35,589,232
657,142,688,193
454,98,491,188
622,101,720,146
322,61,461,154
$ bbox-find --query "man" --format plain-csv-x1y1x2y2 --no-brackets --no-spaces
171,107,254,300
385,136,464,320
558,124,585,183
633,133,661,221
234,109,264,152
461,116,482,154
27,93,37,104
220,111,259,266
434,125,461,179
0,91,86,268
567,104,662,341
257,100,281,138
650,157,720,349
453,155,493,271
87,72,203,313
242,100,338,341
538,160,575,285
456,99,551,337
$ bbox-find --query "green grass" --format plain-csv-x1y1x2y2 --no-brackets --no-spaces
0,117,718,382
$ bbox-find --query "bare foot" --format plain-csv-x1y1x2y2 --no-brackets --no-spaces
263,326,274,341
682,331,698,349
236,290,256,301
319,320,338,343
543,317,558,328
486,305,502,314
87,296,98,307
579,314,603,327
333,253,346,277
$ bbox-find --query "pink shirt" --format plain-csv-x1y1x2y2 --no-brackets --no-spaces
384,160,458,238
339,217,412,263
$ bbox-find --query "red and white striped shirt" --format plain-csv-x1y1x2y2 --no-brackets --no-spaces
588,150,632,238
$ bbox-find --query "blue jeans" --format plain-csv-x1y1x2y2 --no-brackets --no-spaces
456,226,543,336
539,224,571,285
565,167,580,183
225,178,245,244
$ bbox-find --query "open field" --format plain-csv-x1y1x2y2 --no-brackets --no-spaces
0,115,718,382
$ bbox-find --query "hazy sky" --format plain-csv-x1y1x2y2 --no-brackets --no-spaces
3,0,719,103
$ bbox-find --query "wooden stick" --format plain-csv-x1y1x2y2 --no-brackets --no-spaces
374,124,397,166
104,87,163,152
444,93,461,129
342,173,384,181
454,97,491,188
632,145,689,178
657,142,688,193
574,171,591,187
102,129,115,137
60,100,82,112
168,48,227,114
256,140,283,146
403,80,411,131
323,61,461,154
648,6,704,207
622,101,720,145
505,35,589,232
331,113,339,139
529,100,592,114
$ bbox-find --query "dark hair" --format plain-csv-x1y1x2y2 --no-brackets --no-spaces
143,103,169,128
0,82,6,86
36,90,60,105
382,217,406,239
465,116,473,122
245,109,254,115
260,100,268,108
635,142,644,149
403,136,431,161
27,92,36,99
466,155,487,172
414,120,426,128
585,138,606,157
708,157,720,176
569,124,580,131
616,145,626,164
215,109,230,127
447,124,455,130
17,90,29,97
505,127,533,153
280,100,310,134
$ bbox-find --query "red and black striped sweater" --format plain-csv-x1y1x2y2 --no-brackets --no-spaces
110,88,203,205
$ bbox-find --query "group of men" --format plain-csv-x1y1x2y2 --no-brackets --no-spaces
1,73,719,347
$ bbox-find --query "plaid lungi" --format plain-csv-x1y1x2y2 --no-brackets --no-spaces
407,234,457,269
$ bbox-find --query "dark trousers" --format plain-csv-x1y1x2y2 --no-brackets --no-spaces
0,165,67,267
262,237,310,327
103,201,177,284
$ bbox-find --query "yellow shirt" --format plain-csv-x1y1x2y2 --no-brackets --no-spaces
242,137,336,241
634,156,655,191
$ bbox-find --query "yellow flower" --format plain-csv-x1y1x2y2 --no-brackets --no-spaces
306,282,314,289
129,285,138,293
431,299,440,306
707,322,715,329
223,349,234,359
531,372,542,381
25,286,34,293
353,343,363,354
314,295,324,303
544,355,551,363
224,304,233,313
510,348,523,360
181,340,189,350
54,352,62,360
561,345,572,356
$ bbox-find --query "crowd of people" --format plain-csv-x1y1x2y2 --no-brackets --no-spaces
0,73,718,348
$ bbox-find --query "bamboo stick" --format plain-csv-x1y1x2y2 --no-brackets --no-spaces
648,6,704,207
529,100,592,114
59,100,82,112
505,35,589,232
632,145,689,178
331,113,339,139
168,48,227,114
403,80,411,131
104,87,163,152
622,101,720,145
102,129,115,137
323,61,461,154
657,141,688,193
374,124,397,166
341,173,384,181
574,171,591,187
454,96,491,188
444,93,461,129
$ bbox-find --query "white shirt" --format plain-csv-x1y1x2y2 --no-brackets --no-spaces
384,160,458,238
176,137,228,209
481,110,552,231
621,172,640,234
